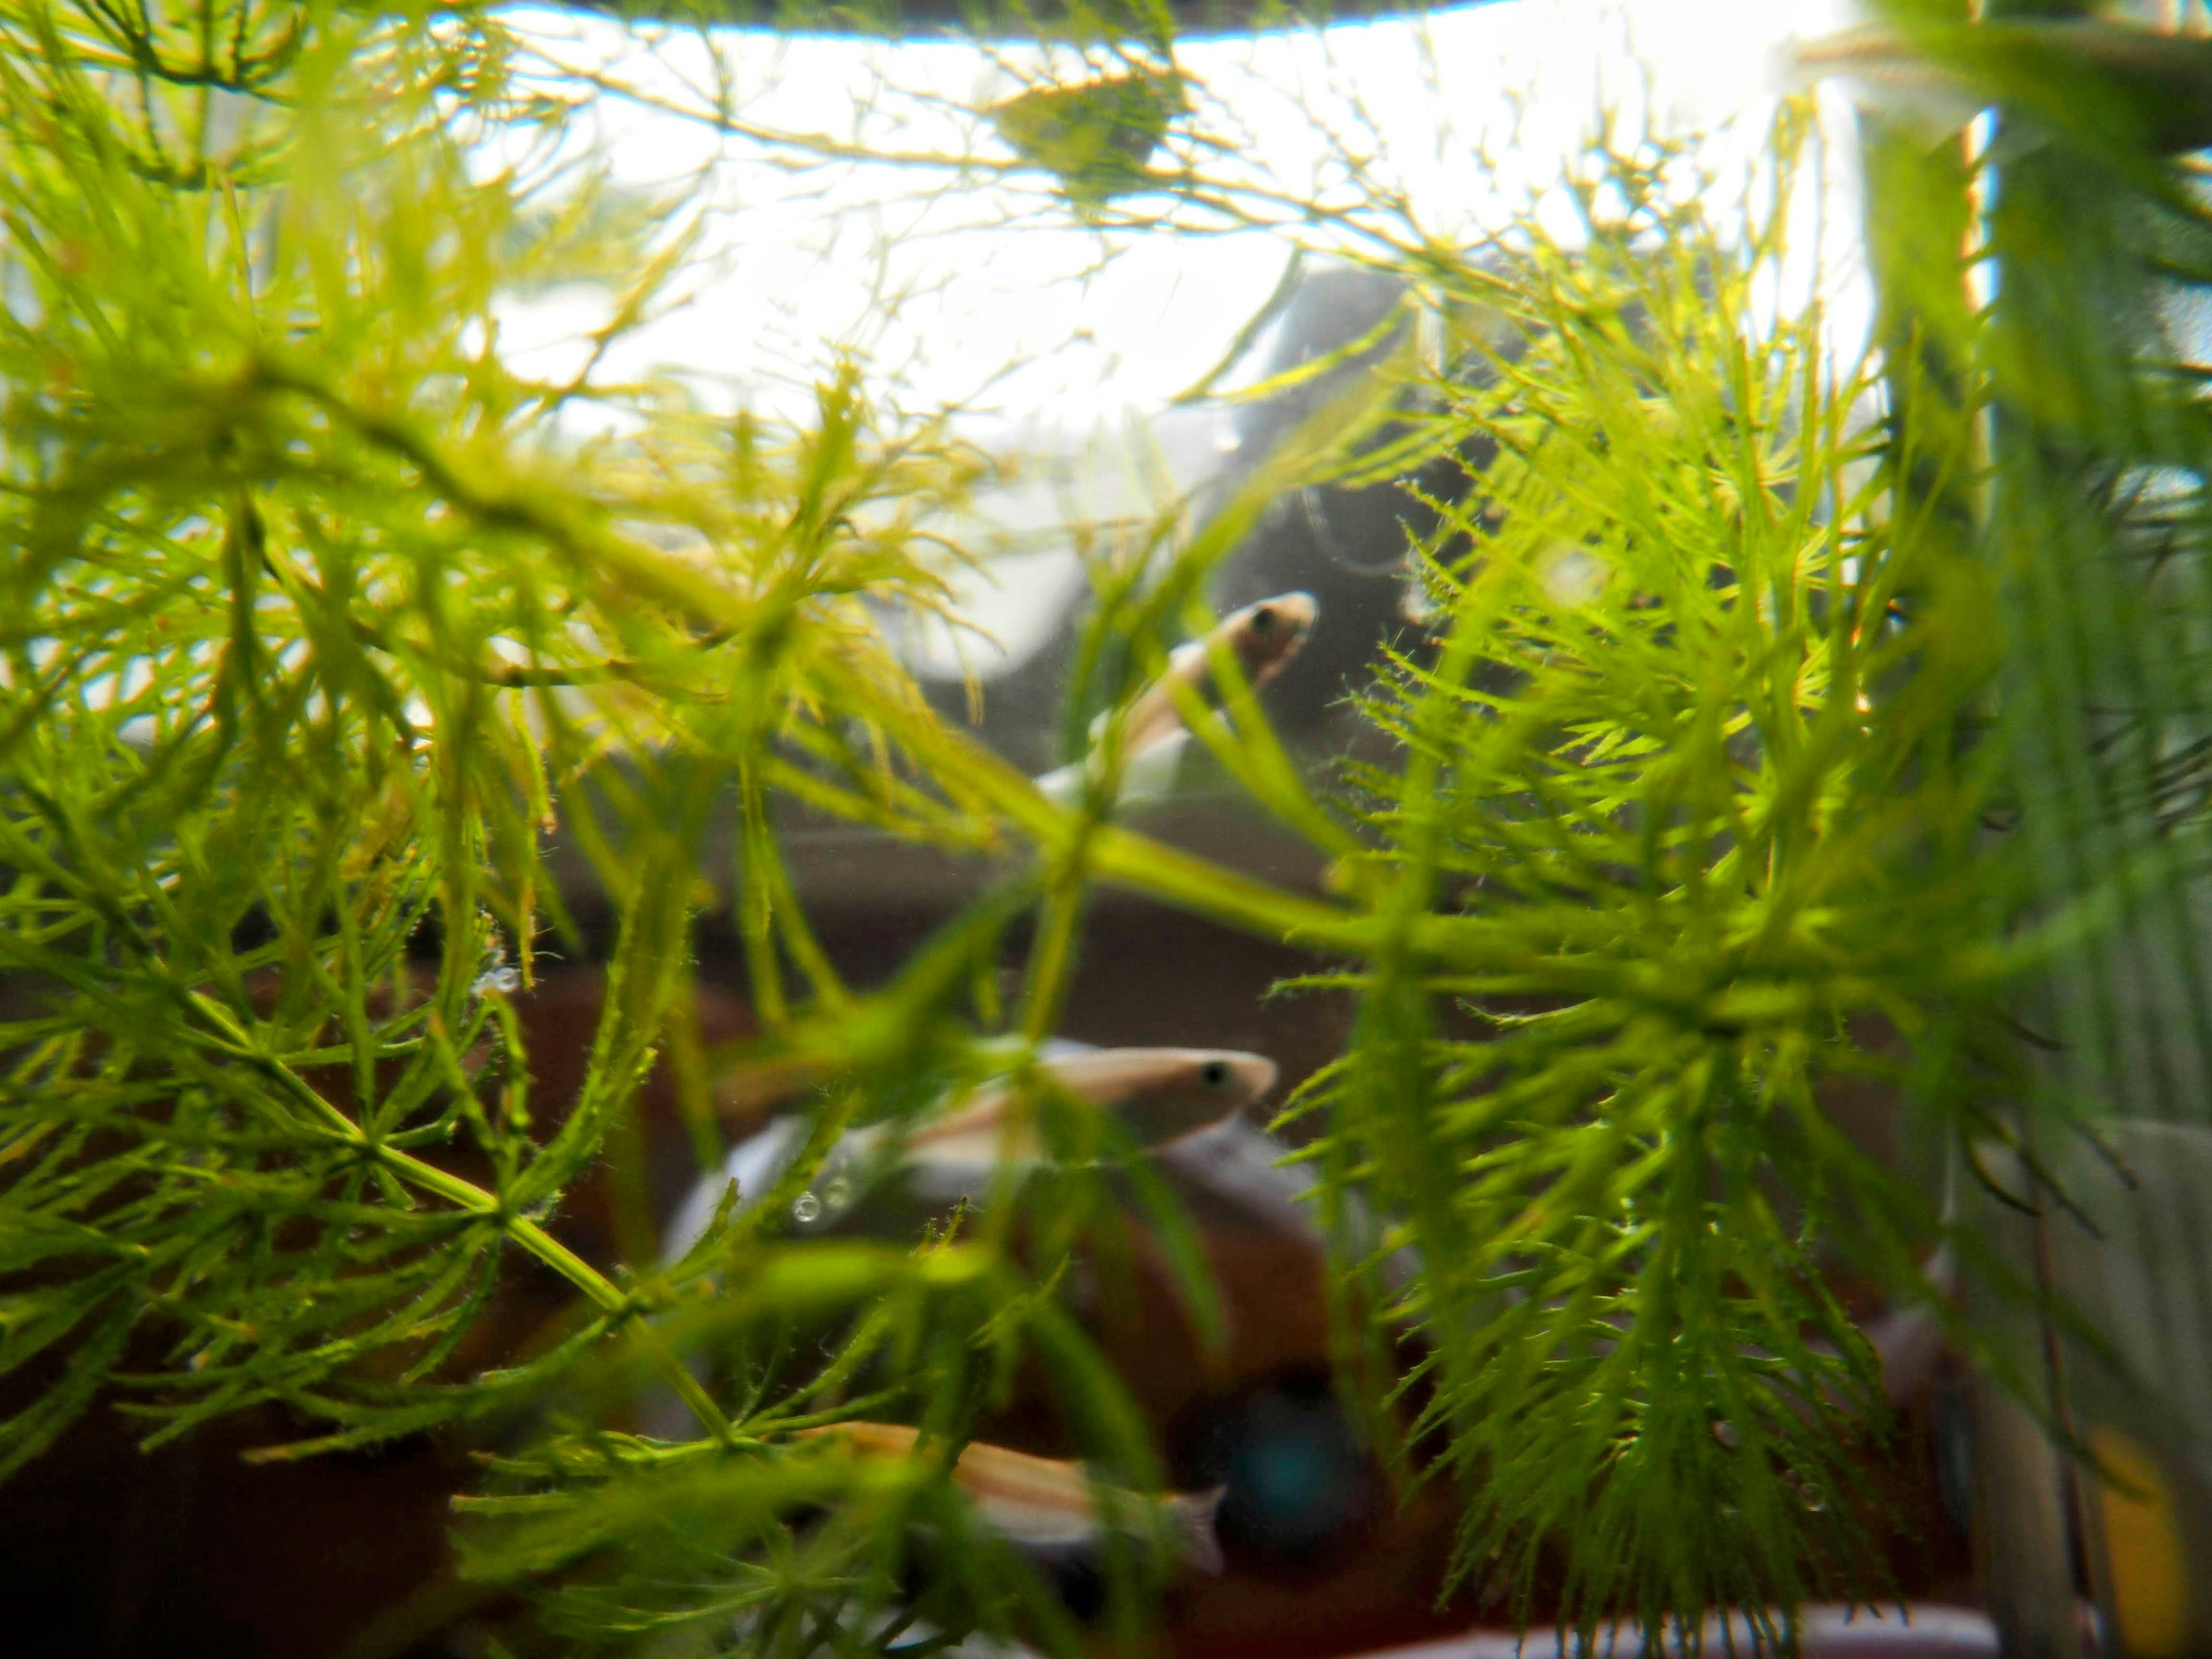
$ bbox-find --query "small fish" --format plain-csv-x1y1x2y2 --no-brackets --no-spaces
887,1045,1277,1168
1123,590,1319,754
988,66,1190,213
1779,19,2212,158
1035,592,1319,806
794,1419,1227,1575
664,1045,1278,1256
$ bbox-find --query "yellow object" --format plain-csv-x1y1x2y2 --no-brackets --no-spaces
2092,1427,2190,1659
987,66,1188,211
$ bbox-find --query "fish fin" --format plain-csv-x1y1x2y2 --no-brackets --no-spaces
1034,731,1189,810
1168,1486,1228,1575
1117,728,1191,808
1870,1245,1964,1408
1869,1301,1951,1409
664,1116,808,1262
1033,760,1084,806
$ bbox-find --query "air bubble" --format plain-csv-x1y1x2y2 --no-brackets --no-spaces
822,1174,853,1212
471,965,521,998
790,1191,823,1225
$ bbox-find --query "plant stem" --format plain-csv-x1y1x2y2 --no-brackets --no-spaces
185,991,738,1445
377,1143,738,1448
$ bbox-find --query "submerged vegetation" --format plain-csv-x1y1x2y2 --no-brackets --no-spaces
1,0,2206,1652
1303,127,2010,1634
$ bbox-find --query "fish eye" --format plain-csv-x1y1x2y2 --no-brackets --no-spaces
1200,1059,1231,1088
1249,605,1276,634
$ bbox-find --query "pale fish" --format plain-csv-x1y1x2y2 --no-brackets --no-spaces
885,1046,1278,1168
664,1044,1279,1256
1035,592,1319,807
793,1419,1226,1575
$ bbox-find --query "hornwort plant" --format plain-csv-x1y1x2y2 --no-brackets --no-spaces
1,0,2202,1652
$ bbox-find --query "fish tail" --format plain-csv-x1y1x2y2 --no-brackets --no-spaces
1167,1487,1227,1576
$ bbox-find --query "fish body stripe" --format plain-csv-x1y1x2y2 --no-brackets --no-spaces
796,1423,1113,1538
951,1441,1112,1544
791,1421,1224,1571
896,1048,1277,1160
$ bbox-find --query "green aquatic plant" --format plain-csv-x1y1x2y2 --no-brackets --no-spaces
1285,122,2013,1638
0,3,1333,1649
0,0,2199,1653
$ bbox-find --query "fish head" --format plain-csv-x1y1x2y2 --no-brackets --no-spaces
1044,1046,1279,1148
1224,591,1317,687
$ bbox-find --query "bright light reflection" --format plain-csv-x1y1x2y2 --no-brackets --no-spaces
486,0,1866,677
492,0,1861,423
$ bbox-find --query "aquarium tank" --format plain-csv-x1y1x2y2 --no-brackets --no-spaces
5,0,2212,1653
